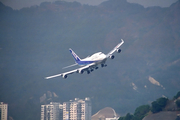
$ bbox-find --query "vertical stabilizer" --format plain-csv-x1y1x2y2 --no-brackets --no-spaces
69,48,81,63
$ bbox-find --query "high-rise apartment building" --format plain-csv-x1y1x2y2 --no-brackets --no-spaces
0,102,8,120
63,98,91,120
41,102,63,120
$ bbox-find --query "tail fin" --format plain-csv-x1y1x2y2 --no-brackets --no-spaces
69,48,81,63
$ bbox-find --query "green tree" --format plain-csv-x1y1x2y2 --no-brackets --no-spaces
151,101,162,113
157,97,168,108
151,97,168,113
176,100,180,107
133,105,150,120
119,117,125,120
175,116,180,120
174,91,180,99
118,113,133,120
124,113,133,120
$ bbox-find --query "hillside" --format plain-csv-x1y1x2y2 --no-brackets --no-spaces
0,0,180,119
143,111,179,120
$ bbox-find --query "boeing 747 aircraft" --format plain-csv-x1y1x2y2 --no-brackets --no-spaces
45,39,124,79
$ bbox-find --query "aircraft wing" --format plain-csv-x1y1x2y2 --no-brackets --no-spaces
106,39,124,57
45,69,77,79
45,63,96,79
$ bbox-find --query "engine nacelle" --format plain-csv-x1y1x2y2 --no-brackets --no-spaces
62,74,67,79
78,69,84,74
110,55,115,59
116,49,121,53
101,64,104,67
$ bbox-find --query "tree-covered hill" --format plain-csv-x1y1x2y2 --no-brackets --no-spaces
119,91,180,120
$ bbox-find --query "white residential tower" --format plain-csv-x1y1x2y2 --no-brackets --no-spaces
41,102,63,120
63,98,91,120
0,102,8,120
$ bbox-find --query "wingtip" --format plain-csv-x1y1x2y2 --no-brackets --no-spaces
121,39,124,43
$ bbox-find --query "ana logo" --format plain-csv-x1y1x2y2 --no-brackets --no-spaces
72,51,79,60
115,44,119,49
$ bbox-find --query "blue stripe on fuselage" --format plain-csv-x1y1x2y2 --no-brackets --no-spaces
77,60,100,65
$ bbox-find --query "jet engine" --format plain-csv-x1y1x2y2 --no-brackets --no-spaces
116,49,121,53
78,69,84,74
101,64,104,67
110,55,115,59
62,74,67,79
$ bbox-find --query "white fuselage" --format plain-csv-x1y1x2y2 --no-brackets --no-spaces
80,52,107,65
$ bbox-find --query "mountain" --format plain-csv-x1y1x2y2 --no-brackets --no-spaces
0,0,180,119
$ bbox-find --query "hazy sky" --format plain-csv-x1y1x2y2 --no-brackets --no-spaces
0,0,178,9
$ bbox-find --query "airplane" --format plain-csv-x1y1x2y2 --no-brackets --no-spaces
45,39,124,79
